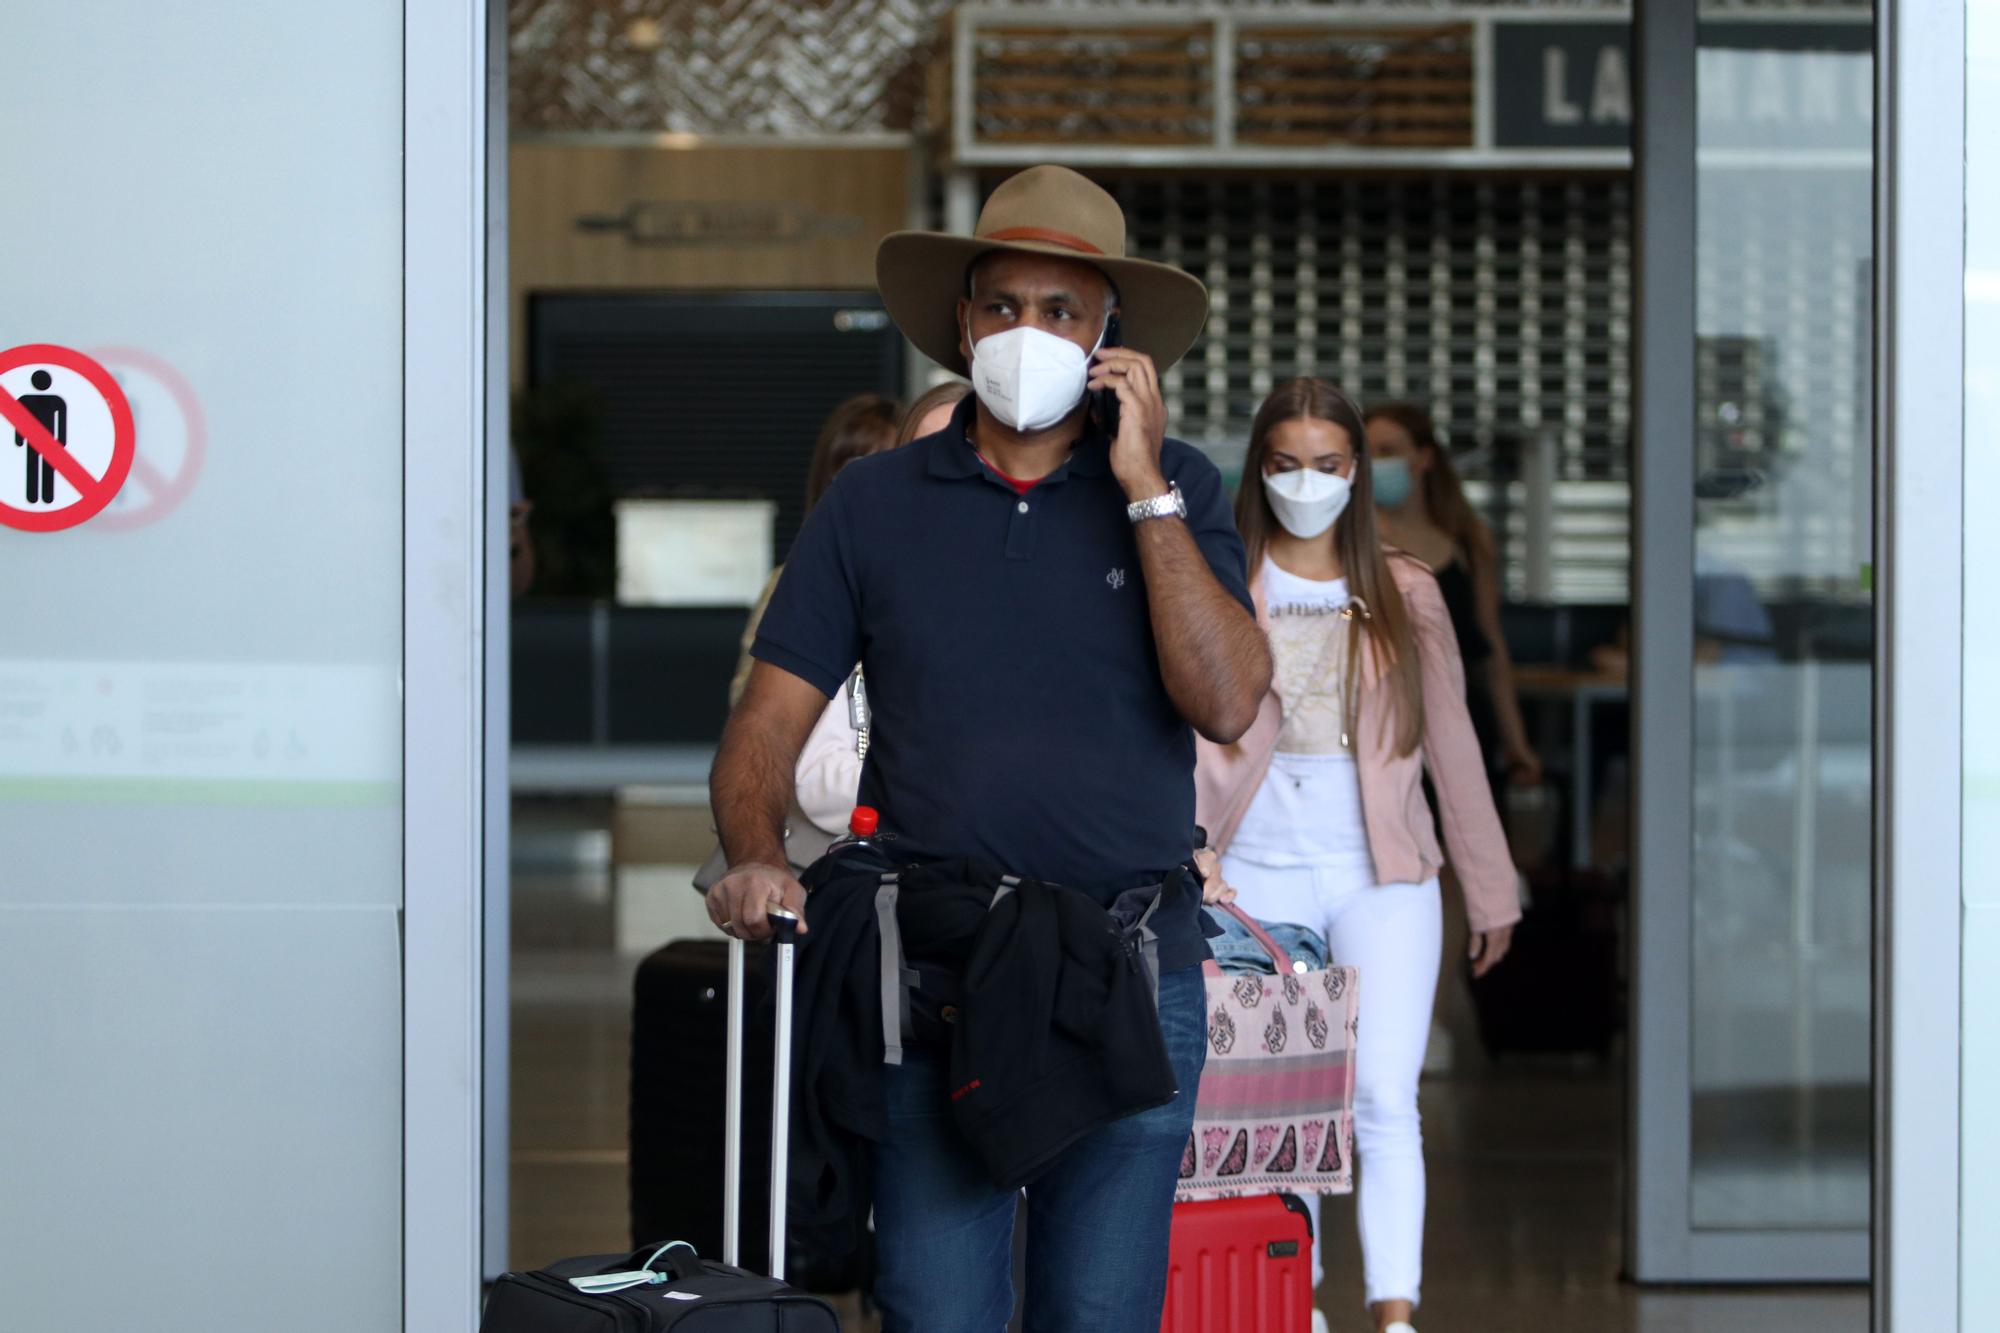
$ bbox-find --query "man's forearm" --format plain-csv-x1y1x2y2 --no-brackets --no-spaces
1132,518,1272,743
710,708,800,869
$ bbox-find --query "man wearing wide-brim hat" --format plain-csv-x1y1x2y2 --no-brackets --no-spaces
707,166,1273,1328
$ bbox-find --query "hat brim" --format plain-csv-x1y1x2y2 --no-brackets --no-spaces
876,232,1210,378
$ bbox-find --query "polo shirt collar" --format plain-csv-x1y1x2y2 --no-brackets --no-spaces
925,393,1113,483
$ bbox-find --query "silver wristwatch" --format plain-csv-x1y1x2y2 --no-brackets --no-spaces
1126,481,1186,524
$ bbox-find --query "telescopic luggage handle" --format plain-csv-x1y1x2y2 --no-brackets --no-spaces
722,907,801,1281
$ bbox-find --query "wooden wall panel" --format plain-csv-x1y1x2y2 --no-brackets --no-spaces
509,142,911,384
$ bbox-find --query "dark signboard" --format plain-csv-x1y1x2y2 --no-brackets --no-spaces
1494,23,1632,150
1493,19,1873,152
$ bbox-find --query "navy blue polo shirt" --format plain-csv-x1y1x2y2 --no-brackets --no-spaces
752,398,1252,964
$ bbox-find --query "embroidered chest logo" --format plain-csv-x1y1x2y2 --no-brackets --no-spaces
1106,567,1127,590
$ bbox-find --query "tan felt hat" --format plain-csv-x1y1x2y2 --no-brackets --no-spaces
876,165,1211,377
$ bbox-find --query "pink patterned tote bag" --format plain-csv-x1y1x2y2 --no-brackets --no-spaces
1176,903,1358,1202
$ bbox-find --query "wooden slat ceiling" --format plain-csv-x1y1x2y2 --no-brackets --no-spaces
973,24,1214,145
969,18,1476,151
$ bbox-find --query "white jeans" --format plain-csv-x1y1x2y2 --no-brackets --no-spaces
1219,851,1442,1310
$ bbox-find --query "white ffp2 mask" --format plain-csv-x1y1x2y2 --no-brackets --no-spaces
967,322,1103,433
1262,468,1353,539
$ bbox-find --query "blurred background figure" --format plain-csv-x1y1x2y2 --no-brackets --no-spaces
1365,403,1541,1077
741,382,967,838
729,392,901,708
898,379,969,447
728,392,903,833
1367,403,1539,787
781,387,982,836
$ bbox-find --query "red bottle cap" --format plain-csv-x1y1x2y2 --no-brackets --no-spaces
849,806,880,837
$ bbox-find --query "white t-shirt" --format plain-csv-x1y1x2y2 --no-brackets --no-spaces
1261,557,1354,756
1230,557,1372,867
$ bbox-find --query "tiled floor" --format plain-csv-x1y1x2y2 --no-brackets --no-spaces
508,798,1867,1332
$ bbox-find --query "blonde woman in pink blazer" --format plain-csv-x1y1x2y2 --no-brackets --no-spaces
1194,379,1519,1333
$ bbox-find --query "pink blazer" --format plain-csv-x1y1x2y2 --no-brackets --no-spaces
1194,552,1522,934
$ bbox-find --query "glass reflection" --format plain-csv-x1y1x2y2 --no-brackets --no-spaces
1689,17,1874,1231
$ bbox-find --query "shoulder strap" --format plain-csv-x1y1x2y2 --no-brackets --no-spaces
875,871,913,1066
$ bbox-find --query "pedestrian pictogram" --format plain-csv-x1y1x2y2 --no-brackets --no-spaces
0,344,136,532
88,347,205,531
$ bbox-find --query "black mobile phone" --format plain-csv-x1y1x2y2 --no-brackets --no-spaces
1091,312,1123,437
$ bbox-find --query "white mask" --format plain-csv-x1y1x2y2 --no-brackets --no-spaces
1262,468,1352,539
966,321,1104,433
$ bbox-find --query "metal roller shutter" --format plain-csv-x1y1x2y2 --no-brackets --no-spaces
1109,172,1634,601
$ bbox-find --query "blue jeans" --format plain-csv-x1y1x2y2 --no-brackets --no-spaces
870,964,1208,1333
1202,905,1333,975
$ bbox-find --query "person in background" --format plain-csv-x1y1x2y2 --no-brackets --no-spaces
728,393,901,709
1366,403,1540,786
898,378,969,447
787,389,966,830
800,393,903,542
1583,549,1776,871
1589,548,1779,673
1364,404,1541,1077
1195,378,1518,1333
727,393,901,833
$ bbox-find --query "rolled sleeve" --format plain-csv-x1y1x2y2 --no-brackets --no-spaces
749,485,863,700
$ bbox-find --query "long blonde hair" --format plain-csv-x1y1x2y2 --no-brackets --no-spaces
1237,378,1425,757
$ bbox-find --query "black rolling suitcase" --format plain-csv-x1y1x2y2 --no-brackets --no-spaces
629,939,773,1272
629,942,867,1292
482,912,839,1331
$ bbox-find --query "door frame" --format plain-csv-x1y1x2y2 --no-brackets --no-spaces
1627,0,1702,1280
404,0,494,1326
1871,0,1965,1327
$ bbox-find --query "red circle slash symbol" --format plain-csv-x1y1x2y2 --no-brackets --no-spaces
0,343,137,533
88,347,205,531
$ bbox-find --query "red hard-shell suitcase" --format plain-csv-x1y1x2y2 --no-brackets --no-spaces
1158,1194,1315,1333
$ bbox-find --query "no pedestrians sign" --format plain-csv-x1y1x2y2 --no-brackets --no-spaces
0,343,136,532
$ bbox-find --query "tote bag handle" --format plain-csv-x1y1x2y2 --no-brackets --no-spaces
1201,901,1298,977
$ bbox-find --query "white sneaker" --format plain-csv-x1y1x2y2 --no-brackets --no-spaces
1383,1322,1419,1333
1309,1311,1330,1333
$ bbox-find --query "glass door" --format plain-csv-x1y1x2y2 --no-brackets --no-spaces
1631,0,1874,1281
0,4,407,1327
0,3,493,1326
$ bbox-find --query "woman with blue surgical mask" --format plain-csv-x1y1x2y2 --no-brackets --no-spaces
1365,404,1541,789
1194,379,1518,1333
1366,404,1541,1136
